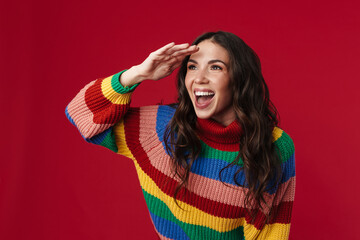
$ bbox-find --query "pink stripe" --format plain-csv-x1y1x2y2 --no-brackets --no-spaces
272,176,296,205
138,107,295,212
67,80,112,138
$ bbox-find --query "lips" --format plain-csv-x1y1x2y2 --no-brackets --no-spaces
194,88,215,109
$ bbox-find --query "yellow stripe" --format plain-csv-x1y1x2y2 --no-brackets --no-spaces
101,76,132,105
254,223,290,239
114,121,135,159
272,127,283,142
113,120,290,236
133,160,242,232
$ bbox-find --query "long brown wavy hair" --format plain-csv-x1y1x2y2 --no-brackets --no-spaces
164,31,282,223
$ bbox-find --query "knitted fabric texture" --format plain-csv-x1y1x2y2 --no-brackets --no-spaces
65,71,296,240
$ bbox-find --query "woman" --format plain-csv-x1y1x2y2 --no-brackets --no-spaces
65,31,295,239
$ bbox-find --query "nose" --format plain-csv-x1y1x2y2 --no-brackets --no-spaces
194,68,209,84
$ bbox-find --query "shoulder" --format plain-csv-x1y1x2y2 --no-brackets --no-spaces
126,104,176,119
272,127,295,164
153,105,176,139
124,104,177,134
127,104,176,135
155,104,177,123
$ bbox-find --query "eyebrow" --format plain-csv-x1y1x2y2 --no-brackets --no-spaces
188,59,228,67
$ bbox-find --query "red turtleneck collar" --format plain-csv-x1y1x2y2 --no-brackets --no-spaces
196,118,242,152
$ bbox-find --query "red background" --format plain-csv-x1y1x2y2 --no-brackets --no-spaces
1,0,360,239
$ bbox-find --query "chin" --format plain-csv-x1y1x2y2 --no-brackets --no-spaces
193,108,215,120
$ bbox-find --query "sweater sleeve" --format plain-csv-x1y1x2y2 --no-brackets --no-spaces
255,129,296,240
65,70,141,155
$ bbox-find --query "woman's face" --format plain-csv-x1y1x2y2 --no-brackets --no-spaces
185,40,236,126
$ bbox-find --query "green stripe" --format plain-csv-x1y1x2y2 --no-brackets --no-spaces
142,188,244,239
111,70,140,94
274,131,295,163
199,141,242,165
200,130,295,165
100,129,118,153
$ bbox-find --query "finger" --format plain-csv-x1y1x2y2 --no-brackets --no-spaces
167,52,189,66
168,56,189,72
162,45,198,65
162,45,198,63
165,43,191,55
172,45,199,57
155,42,176,55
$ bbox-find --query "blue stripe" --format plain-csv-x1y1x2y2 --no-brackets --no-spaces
189,153,295,194
156,105,176,141
86,127,112,144
150,212,190,240
155,105,295,194
156,105,176,156
281,153,296,183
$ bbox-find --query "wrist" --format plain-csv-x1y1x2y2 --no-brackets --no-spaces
112,70,140,94
120,65,146,87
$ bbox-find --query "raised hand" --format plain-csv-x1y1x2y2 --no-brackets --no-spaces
120,43,199,87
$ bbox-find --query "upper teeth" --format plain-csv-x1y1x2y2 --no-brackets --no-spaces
195,91,215,96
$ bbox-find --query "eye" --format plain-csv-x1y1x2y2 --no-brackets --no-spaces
187,65,197,70
210,65,222,70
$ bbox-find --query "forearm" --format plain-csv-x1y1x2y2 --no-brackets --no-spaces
65,70,139,140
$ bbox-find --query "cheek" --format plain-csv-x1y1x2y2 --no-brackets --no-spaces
218,82,233,106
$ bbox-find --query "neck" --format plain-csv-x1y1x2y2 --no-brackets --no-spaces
209,108,237,127
196,118,242,151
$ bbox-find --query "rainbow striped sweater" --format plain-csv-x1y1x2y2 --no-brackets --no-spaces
65,70,295,240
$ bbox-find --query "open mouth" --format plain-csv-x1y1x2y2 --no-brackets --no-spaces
194,90,215,105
